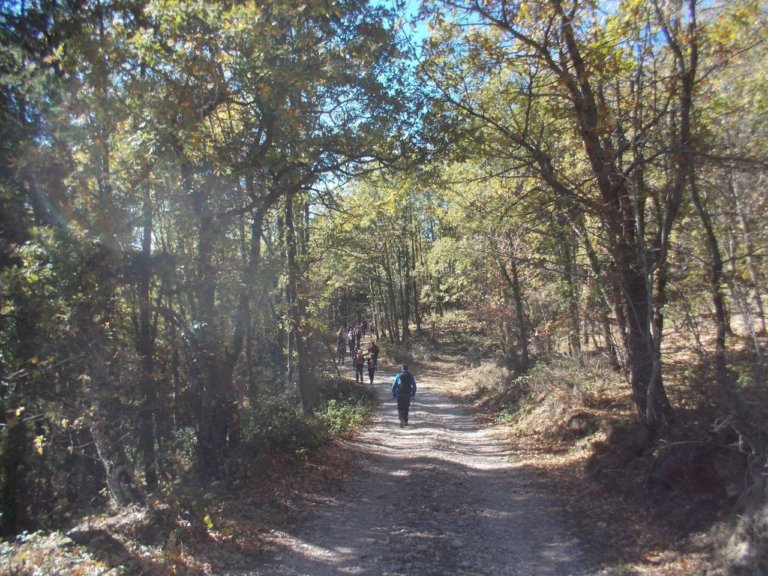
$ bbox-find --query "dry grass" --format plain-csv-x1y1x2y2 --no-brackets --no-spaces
422,327,760,576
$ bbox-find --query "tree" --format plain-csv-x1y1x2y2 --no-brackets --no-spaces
417,0,751,438
0,0,414,524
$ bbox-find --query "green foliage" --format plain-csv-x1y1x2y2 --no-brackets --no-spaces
255,402,326,454
494,409,519,425
380,340,413,366
249,376,374,455
314,375,375,437
423,237,471,308
2,0,768,560
0,0,415,534
161,427,198,471
316,374,374,405
315,399,370,437
380,332,442,367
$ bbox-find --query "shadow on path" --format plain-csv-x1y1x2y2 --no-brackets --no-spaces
237,349,602,576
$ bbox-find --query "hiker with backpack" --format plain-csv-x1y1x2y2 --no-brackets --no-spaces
367,340,379,369
391,365,416,427
367,356,376,385
353,348,366,384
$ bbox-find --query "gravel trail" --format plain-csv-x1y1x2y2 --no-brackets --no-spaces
239,356,602,576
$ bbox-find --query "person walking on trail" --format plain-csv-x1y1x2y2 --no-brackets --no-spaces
367,356,376,385
391,365,416,427
354,348,365,384
367,340,379,368
336,328,346,364
347,330,355,359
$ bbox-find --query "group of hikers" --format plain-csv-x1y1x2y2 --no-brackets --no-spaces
335,321,417,428
337,323,375,372
338,321,367,358
337,323,379,385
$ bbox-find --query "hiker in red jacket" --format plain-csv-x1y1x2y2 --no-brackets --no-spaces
353,348,365,384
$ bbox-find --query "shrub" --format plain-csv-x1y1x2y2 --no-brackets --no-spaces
249,376,375,456
315,399,371,437
315,375,375,437
254,402,325,453
158,426,197,473
381,341,413,366
316,374,374,405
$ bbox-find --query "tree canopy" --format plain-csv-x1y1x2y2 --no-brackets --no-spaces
1,0,767,557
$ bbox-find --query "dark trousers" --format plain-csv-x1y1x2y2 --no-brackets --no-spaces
397,396,411,424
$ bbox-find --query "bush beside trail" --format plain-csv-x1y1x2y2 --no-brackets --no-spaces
0,376,375,576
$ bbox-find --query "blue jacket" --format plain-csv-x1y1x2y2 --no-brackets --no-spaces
392,371,416,399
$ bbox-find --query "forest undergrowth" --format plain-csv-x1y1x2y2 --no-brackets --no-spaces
0,377,377,575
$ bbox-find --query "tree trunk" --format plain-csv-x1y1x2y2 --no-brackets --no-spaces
91,423,145,508
558,224,581,356
576,221,621,369
383,248,399,342
560,0,691,435
725,228,765,363
730,171,766,335
285,192,316,414
182,156,231,479
0,414,28,536
245,210,264,394
690,179,727,374
498,234,530,371
194,214,223,476
619,247,671,435
137,182,158,491
399,245,411,341
508,246,530,370
410,224,423,332
376,271,394,342
86,329,145,507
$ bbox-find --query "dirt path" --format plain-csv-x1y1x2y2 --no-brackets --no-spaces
238,353,603,576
